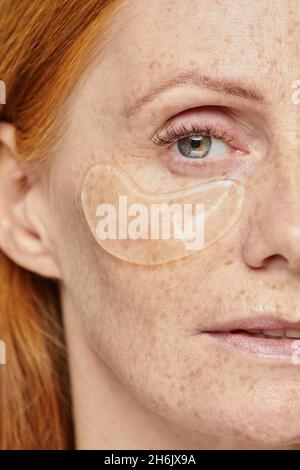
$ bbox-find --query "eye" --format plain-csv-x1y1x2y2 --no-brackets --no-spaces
151,111,254,178
174,135,230,159
152,117,245,166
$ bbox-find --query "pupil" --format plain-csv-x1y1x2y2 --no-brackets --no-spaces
191,138,201,148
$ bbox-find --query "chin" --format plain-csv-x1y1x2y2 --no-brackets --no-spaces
214,400,300,448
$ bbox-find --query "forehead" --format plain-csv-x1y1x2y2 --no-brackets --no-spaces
106,0,300,94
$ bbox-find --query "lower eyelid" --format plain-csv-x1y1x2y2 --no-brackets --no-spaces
162,148,249,178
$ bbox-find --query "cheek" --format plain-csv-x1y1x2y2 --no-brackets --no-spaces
48,176,300,444
62,232,237,427
46,148,300,444
44,158,233,418
75,257,266,441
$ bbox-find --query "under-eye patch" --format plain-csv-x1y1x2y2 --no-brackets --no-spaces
81,162,247,265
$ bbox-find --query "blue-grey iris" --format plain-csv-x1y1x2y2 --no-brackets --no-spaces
177,136,212,158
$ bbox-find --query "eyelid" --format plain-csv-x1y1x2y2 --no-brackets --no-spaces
150,109,258,179
153,122,236,149
151,108,251,154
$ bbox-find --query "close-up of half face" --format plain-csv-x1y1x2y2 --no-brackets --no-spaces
0,0,300,450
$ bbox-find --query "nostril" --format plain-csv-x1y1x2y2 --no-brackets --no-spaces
259,254,291,270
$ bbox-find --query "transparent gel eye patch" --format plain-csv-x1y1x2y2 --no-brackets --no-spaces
81,163,246,265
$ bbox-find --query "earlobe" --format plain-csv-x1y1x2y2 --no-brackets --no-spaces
0,122,62,279
0,122,17,154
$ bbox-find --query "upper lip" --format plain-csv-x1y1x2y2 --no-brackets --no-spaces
202,315,300,332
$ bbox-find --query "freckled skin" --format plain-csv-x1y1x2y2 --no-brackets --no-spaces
35,0,300,449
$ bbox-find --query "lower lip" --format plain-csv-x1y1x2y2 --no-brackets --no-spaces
206,332,300,363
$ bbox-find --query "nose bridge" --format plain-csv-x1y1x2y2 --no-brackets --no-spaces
271,128,300,219
281,127,300,162
246,133,300,220
240,127,300,271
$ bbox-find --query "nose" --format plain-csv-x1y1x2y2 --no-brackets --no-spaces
240,144,300,274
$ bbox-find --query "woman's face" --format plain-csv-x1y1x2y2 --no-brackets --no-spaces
36,0,300,446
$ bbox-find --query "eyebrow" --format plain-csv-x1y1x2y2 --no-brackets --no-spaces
124,71,264,118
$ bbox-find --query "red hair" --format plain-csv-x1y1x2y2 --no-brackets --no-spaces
0,0,121,449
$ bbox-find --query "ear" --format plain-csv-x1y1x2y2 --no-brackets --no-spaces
0,122,61,279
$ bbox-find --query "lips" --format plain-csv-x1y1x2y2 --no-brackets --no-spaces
247,329,300,339
208,328,300,339
202,316,300,362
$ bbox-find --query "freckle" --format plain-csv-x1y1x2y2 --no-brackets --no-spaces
257,49,264,59
248,379,259,391
162,284,172,294
179,384,185,392
224,259,233,266
149,60,157,69
239,374,248,383
189,366,203,377
159,393,167,403
270,58,277,66
177,399,184,407
193,409,199,418
227,246,234,254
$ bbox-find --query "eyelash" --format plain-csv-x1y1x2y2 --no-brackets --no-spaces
152,122,235,148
